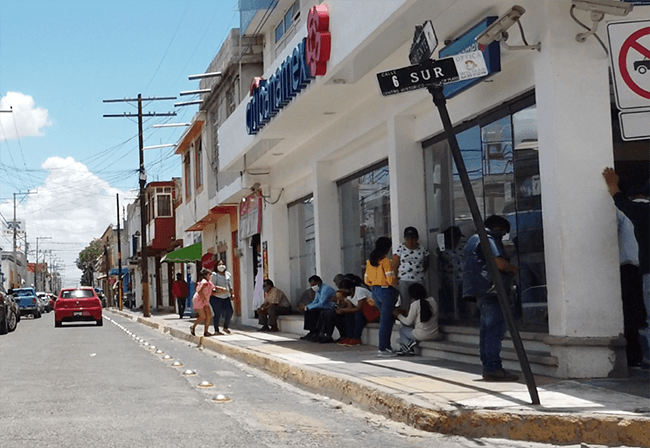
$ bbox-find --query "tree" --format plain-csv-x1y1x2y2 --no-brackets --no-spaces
76,239,104,286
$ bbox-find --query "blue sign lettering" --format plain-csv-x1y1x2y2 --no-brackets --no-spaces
246,38,314,134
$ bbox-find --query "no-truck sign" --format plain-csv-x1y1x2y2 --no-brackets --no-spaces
608,20,650,109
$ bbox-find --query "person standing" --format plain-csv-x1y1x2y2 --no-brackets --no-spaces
210,260,234,335
191,268,214,337
172,273,189,319
604,167,650,363
462,215,519,381
257,279,292,332
365,237,399,357
392,227,429,311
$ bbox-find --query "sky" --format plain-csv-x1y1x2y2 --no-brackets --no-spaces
0,0,240,287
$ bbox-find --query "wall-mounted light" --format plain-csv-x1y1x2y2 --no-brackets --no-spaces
475,5,541,51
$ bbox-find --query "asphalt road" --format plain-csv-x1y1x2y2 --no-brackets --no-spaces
0,312,606,448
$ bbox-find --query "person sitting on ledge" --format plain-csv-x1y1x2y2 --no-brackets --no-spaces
256,279,292,332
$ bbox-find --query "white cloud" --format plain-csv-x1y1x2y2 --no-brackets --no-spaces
0,157,130,286
0,91,51,141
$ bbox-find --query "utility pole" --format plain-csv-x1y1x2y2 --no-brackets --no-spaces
103,94,176,317
13,191,35,288
116,194,123,311
35,236,51,291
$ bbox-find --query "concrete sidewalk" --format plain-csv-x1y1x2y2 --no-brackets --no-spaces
108,308,650,447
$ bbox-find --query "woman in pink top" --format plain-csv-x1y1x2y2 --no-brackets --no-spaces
191,268,214,337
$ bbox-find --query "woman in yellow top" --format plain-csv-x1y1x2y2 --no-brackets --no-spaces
364,236,399,357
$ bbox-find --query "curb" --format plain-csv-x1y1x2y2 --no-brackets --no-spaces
109,310,650,447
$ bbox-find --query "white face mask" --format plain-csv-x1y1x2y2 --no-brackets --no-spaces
217,265,226,272
311,285,319,292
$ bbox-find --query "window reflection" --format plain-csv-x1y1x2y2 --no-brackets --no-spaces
339,164,391,276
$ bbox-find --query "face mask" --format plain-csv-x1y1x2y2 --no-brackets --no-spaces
217,265,226,272
311,285,320,292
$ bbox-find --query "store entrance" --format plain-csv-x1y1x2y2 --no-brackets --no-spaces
424,93,548,331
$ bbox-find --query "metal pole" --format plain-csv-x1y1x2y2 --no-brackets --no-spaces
12,193,17,288
138,94,151,317
117,194,123,311
428,85,540,405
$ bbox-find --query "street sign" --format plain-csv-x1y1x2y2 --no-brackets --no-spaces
619,109,650,140
608,19,650,109
409,21,438,65
376,51,487,96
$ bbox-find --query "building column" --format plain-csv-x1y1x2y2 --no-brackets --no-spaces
534,1,625,378
313,161,341,285
387,115,428,251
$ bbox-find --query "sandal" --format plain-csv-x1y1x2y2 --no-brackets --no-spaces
203,332,213,337
223,328,231,334
190,326,196,336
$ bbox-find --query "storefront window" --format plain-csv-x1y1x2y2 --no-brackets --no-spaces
339,162,391,276
424,94,547,330
288,195,316,302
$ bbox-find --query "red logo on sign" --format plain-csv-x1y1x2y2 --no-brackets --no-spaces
306,4,331,76
618,27,650,100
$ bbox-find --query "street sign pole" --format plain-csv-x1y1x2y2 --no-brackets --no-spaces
427,84,540,405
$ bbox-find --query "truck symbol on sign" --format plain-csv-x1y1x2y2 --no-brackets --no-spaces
634,59,650,74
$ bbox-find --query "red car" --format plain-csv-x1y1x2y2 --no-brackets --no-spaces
54,287,103,327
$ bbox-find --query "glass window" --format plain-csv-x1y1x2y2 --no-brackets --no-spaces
184,153,191,200
425,96,546,330
195,139,203,190
339,163,391,276
156,194,172,218
288,195,316,303
275,21,284,43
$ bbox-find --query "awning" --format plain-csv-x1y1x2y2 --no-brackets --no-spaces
186,205,238,232
161,242,202,263
109,267,130,276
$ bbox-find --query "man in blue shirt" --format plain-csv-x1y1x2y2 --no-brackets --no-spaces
298,275,336,341
462,215,519,382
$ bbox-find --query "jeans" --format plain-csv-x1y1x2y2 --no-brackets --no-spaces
210,296,233,330
477,295,507,373
176,297,186,318
399,325,415,346
345,311,367,340
643,274,650,359
371,286,398,351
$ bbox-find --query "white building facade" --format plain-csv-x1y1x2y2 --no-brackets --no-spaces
210,0,650,378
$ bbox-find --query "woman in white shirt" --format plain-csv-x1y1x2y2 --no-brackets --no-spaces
393,283,441,355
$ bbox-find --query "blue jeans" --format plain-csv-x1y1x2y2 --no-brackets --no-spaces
477,295,507,373
371,286,398,351
344,311,367,340
210,296,233,330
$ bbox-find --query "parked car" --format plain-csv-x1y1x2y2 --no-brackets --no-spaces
0,287,19,334
54,287,103,327
37,292,52,313
11,287,41,318
94,288,107,308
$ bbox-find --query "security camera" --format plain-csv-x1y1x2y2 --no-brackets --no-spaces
571,0,633,17
475,5,526,48
250,182,261,192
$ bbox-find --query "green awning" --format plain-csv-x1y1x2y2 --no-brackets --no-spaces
161,242,202,263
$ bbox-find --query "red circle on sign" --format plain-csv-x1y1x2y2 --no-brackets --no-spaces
619,27,650,100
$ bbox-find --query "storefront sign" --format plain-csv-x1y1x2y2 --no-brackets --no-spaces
246,5,331,135
439,17,501,99
239,191,262,239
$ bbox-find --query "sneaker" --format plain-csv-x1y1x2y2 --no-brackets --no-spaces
482,369,519,382
337,338,351,346
346,339,362,346
318,336,334,344
299,332,316,340
377,349,398,358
